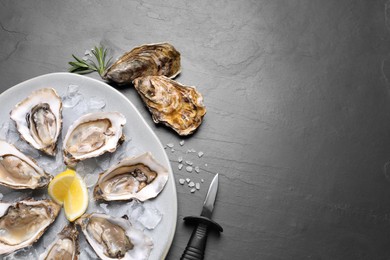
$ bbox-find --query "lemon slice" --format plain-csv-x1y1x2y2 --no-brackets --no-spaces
48,168,88,222
64,173,88,222
48,169,76,204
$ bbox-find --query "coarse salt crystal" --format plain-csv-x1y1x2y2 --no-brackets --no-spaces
179,179,185,185
171,148,175,153
194,166,200,173
196,183,200,190
186,166,193,173
178,156,183,163
167,143,174,148
201,179,204,183
190,188,196,193
185,161,193,166
186,178,191,183
180,140,185,146
198,151,204,157
188,181,195,188
178,164,183,170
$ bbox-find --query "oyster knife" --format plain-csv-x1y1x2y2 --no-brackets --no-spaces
180,174,223,260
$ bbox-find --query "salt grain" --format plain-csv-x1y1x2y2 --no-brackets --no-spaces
196,183,200,190
186,178,191,183
180,140,185,146
198,151,204,157
190,188,196,193
167,143,174,148
188,181,195,188
178,164,183,170
185,161,193,166
171,148,175,153
194,166,200,173
178,156,183,163
201,179,204,183
179,179,185,185
186,166,193,173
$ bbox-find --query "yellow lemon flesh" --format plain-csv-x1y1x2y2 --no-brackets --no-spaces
48,169,88,222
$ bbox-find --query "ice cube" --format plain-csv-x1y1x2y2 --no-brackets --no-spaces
88,97,106,111
0,122,10,139
84,173,99,188
138,206,163,230
63,85,82,108
100,203,109,214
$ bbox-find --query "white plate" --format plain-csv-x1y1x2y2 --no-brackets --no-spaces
0,72,177,260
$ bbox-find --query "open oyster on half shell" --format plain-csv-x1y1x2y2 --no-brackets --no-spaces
133,75,206,136
10,88,62,156
93,152,168,202
39,224,79,260
0,140,52,189
76,213,153,260
0,199,61,255
103,42,181,85
63,112,126,166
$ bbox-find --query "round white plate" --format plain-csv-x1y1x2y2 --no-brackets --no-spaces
0,72,177,260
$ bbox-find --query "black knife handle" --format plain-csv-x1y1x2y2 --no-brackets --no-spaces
180,216,223,260
181,223,209,260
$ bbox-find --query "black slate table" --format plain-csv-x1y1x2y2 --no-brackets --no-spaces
2,1,390,259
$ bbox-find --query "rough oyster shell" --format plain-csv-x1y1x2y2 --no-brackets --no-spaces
10,88,63,156
0,140,52,189
133,76,206,136
76,213,153,260
93,152,168,202
63,112,126,166
0,199,61,255
39,224,79,260
103,42,181,85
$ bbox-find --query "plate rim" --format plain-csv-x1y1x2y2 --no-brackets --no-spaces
0,72,178,259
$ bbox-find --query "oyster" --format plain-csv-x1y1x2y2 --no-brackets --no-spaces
10,88,62,156
94,152,168,202
103,42,181,85
39,224,79,260
133,76,206,136
76,213,153,260
0,199,61,255
0,140,52,189
63,112,126,166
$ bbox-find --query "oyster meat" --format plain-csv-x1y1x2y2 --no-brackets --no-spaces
103,42,181,85
94,152,168,202
39,224,79,260
0,140,52,189
63,112,126,166
133,76,206,136
0,199,61,255
76,213,153,260
10,88,62,156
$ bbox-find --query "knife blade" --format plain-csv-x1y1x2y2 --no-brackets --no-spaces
180,174,223,260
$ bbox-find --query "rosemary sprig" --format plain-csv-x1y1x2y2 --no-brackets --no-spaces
68,46,112,76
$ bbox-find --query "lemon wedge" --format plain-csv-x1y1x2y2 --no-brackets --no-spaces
48,169,76,204
48,169,88,222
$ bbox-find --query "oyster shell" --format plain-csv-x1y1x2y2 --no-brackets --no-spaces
76,213,153,260
63,112,126,166
10,88,62,156
93,152,168,202
133,76,206,136
39,224,79,260
0,199,61,255
103,42,181,85
0,140,52,189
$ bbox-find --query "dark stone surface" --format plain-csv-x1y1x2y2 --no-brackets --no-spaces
2,0,390,259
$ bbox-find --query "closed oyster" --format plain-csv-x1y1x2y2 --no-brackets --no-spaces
63,112,126,166
76,213,153,260
103,42,181,85
0,140,52,189
133,76,206,136
0,199,61,255
39,224,79,260
10,88,62,156
94,152,168,202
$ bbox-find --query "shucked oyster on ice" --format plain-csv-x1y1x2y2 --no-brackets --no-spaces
103,42,181,85
39,224,79,260
63,112,126,166
10,88,62,156
0,140,52,189
76,213,153,260
0,199,61,255
94,152,168,202
133,76,206,136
